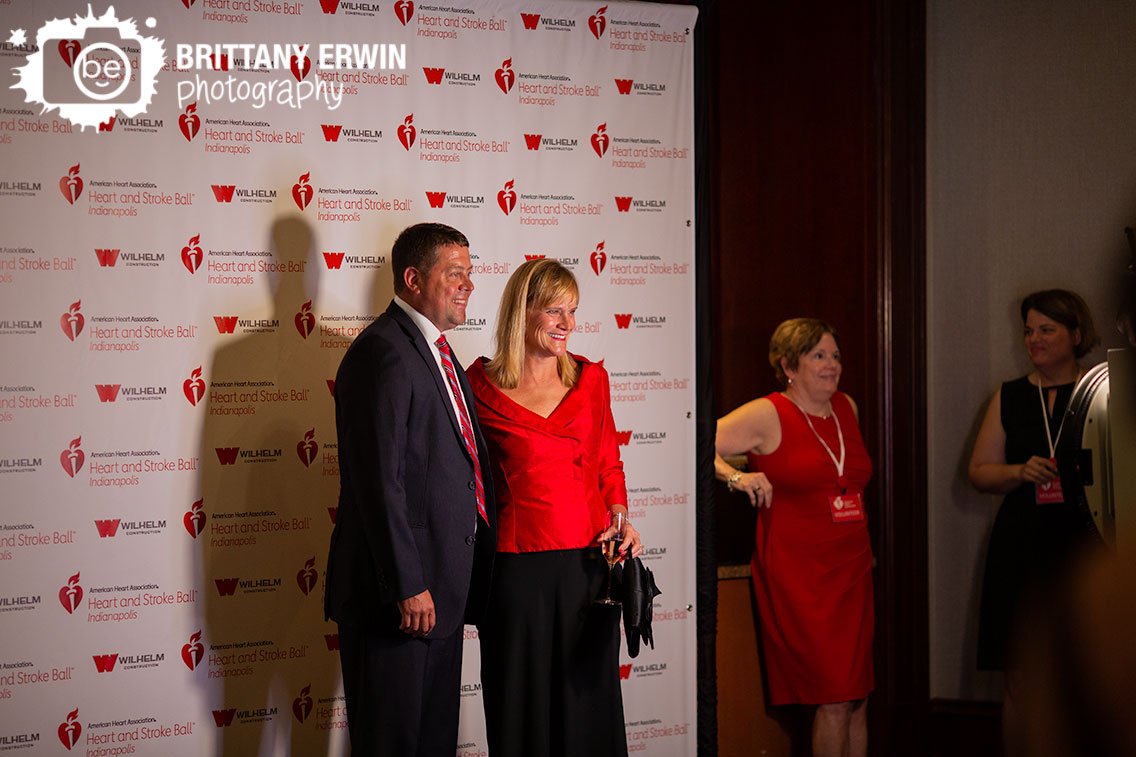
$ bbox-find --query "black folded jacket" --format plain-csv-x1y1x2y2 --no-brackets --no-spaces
617,557,662,658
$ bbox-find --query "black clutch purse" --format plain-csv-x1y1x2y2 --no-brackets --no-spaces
617,557,662,658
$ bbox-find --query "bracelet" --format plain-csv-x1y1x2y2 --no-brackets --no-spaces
726,471,743,490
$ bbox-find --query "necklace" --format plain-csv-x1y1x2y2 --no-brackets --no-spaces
785,394,845,478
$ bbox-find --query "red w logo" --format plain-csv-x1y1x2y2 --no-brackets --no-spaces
619,663,632,680
212,709,236,727
614,313,632,329
214,578,240,596
94,249,120,267
524,134,542,150
327,507,338,524
615,430,632,445
614,78,633,95
321,124,343,142
324,633,340,651
98,116,116,132
211,185,236,203
94,384,121,403
320,0,340,12
520,12,540,29
92,654,118,673
94,519,121,538
524,254,546,261
213,316,237,334
614,196,632,212
422,67,445,85
323,252,346,270
215,447,239,465
425,191,446,208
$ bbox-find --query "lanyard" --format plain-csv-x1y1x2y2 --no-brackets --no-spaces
1036,380,1068,459
787,396,845,479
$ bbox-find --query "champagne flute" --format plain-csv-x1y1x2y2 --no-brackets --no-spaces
596,512,625,606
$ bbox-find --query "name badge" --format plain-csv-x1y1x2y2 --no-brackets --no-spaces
1036,459,1064,505
829,491,865,523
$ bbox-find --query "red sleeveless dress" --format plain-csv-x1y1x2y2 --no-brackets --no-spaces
746,392,875,704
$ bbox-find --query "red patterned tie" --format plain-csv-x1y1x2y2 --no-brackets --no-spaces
435,335,489,525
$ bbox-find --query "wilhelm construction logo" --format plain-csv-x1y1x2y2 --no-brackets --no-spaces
451,315,487,333
90,366,203,406
210,181,277,205
629,661,668,678
0,175,43,199
320,122,383,144
613,312,667,330
94,245,166,269
322,251,387,270
213,575,283,597
519,11,576,32
619,429,668,447
613,195,667,214
0,453,43,475
95,113,164,134
0,313,44,337
523,132,578,152
613,77,667,97
213,315,280,335
424,189,483,211
421,64,481,88
91,649,166,673
319,0,383,17
214,446,284,466
211,705,278,728
93,517,168,539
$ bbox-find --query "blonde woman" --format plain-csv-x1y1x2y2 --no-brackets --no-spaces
466,259,642,757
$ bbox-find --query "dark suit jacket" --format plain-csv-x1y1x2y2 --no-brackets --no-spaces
325,301,495,638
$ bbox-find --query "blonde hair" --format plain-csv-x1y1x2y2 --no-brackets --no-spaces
485,259,580,389
769,318,839,387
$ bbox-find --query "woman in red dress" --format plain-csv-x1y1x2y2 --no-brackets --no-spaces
715,318,874,757
467,259,643,757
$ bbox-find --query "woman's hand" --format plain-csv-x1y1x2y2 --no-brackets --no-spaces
1018,455,1058,485
730,471,774,508
597,516,644,559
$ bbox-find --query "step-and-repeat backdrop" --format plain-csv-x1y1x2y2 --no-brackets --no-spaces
0,1,697,754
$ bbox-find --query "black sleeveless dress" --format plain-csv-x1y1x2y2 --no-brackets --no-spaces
976,376,1088,671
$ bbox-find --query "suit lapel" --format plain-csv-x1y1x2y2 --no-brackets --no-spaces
385,302,472,463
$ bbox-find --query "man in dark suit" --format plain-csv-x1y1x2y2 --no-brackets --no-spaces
325,222,495,756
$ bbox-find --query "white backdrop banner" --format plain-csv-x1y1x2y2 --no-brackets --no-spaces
0,1,697,754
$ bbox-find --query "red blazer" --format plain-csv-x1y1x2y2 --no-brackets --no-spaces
466,355,627,553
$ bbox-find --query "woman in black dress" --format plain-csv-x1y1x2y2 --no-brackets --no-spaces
968,289,1100,750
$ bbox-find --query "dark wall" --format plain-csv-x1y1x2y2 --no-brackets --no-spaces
712,2,875,417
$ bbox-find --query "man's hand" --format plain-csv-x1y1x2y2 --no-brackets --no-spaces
398,590,435,636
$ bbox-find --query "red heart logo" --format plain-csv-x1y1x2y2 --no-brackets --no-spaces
290,55,311,81
58,40,81,67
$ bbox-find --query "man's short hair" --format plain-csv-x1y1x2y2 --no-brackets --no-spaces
391,223,470,294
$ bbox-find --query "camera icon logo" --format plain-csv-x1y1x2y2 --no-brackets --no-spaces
12,7,165,130
46,27,142,106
